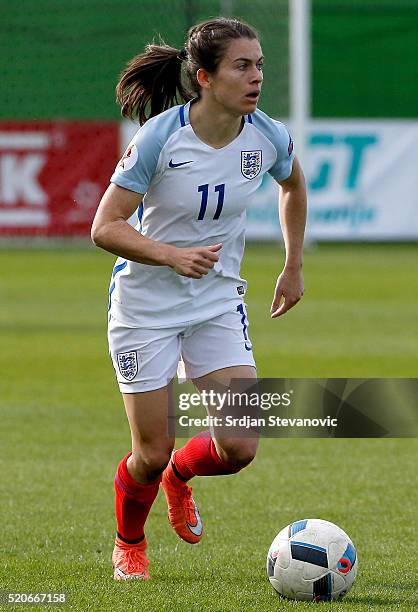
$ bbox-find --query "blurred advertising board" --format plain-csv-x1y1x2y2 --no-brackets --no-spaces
307,120,418,240
0,122,118,236
1,119,417,240
246,120,418,241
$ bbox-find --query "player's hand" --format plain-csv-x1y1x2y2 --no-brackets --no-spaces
166,243,222,279
270,267,304,318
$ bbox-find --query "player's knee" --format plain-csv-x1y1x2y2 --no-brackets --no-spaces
133,445,173,478
220,440,258,470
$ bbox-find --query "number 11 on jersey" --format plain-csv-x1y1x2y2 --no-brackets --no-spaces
197,183,225,220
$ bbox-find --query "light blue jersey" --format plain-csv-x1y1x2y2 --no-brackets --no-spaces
109,100,294,328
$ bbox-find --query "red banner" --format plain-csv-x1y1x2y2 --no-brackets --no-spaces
0,122,119,235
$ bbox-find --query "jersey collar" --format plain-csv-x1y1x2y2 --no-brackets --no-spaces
180,99,253,128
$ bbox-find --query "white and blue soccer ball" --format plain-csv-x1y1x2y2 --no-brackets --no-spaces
267,519,358,602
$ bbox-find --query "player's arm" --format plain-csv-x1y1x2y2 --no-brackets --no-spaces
270,156,307,318
91,183,221,279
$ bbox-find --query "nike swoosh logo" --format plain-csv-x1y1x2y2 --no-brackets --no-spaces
169,159,193,168
114,567,147,580
186,500,203,536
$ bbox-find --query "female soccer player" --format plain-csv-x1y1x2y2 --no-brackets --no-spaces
91,17,306,580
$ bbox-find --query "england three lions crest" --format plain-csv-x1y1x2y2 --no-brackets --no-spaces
241,150,262,180
117,351,138,381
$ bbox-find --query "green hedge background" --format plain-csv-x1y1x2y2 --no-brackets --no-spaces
1,0,416,120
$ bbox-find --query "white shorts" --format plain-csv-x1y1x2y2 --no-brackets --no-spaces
108,304,256,393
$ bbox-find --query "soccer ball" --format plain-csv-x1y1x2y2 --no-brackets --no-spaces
266,519,358,602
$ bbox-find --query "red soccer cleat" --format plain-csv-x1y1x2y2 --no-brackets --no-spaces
161,453,204,544
112,535,150,581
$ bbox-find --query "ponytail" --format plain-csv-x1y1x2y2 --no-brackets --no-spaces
116,43,192,125
116,18,258,125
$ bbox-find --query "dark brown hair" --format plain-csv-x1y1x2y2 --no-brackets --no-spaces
116,18,259,124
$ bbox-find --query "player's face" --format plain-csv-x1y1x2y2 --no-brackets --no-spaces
209,38,264,115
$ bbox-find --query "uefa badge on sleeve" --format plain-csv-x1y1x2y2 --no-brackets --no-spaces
288,134,294,156
241,150,262,180
117,351,138,381
118,143,138,171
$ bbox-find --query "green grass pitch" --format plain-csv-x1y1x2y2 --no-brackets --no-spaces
0,243,417,611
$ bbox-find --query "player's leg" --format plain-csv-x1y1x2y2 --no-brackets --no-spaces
115,387,175,544
113,387,175,580
162,306,258,543
162,365,257,544
172,364,258,478
108,315,180,579
174,305,258,477
123,386,175,484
